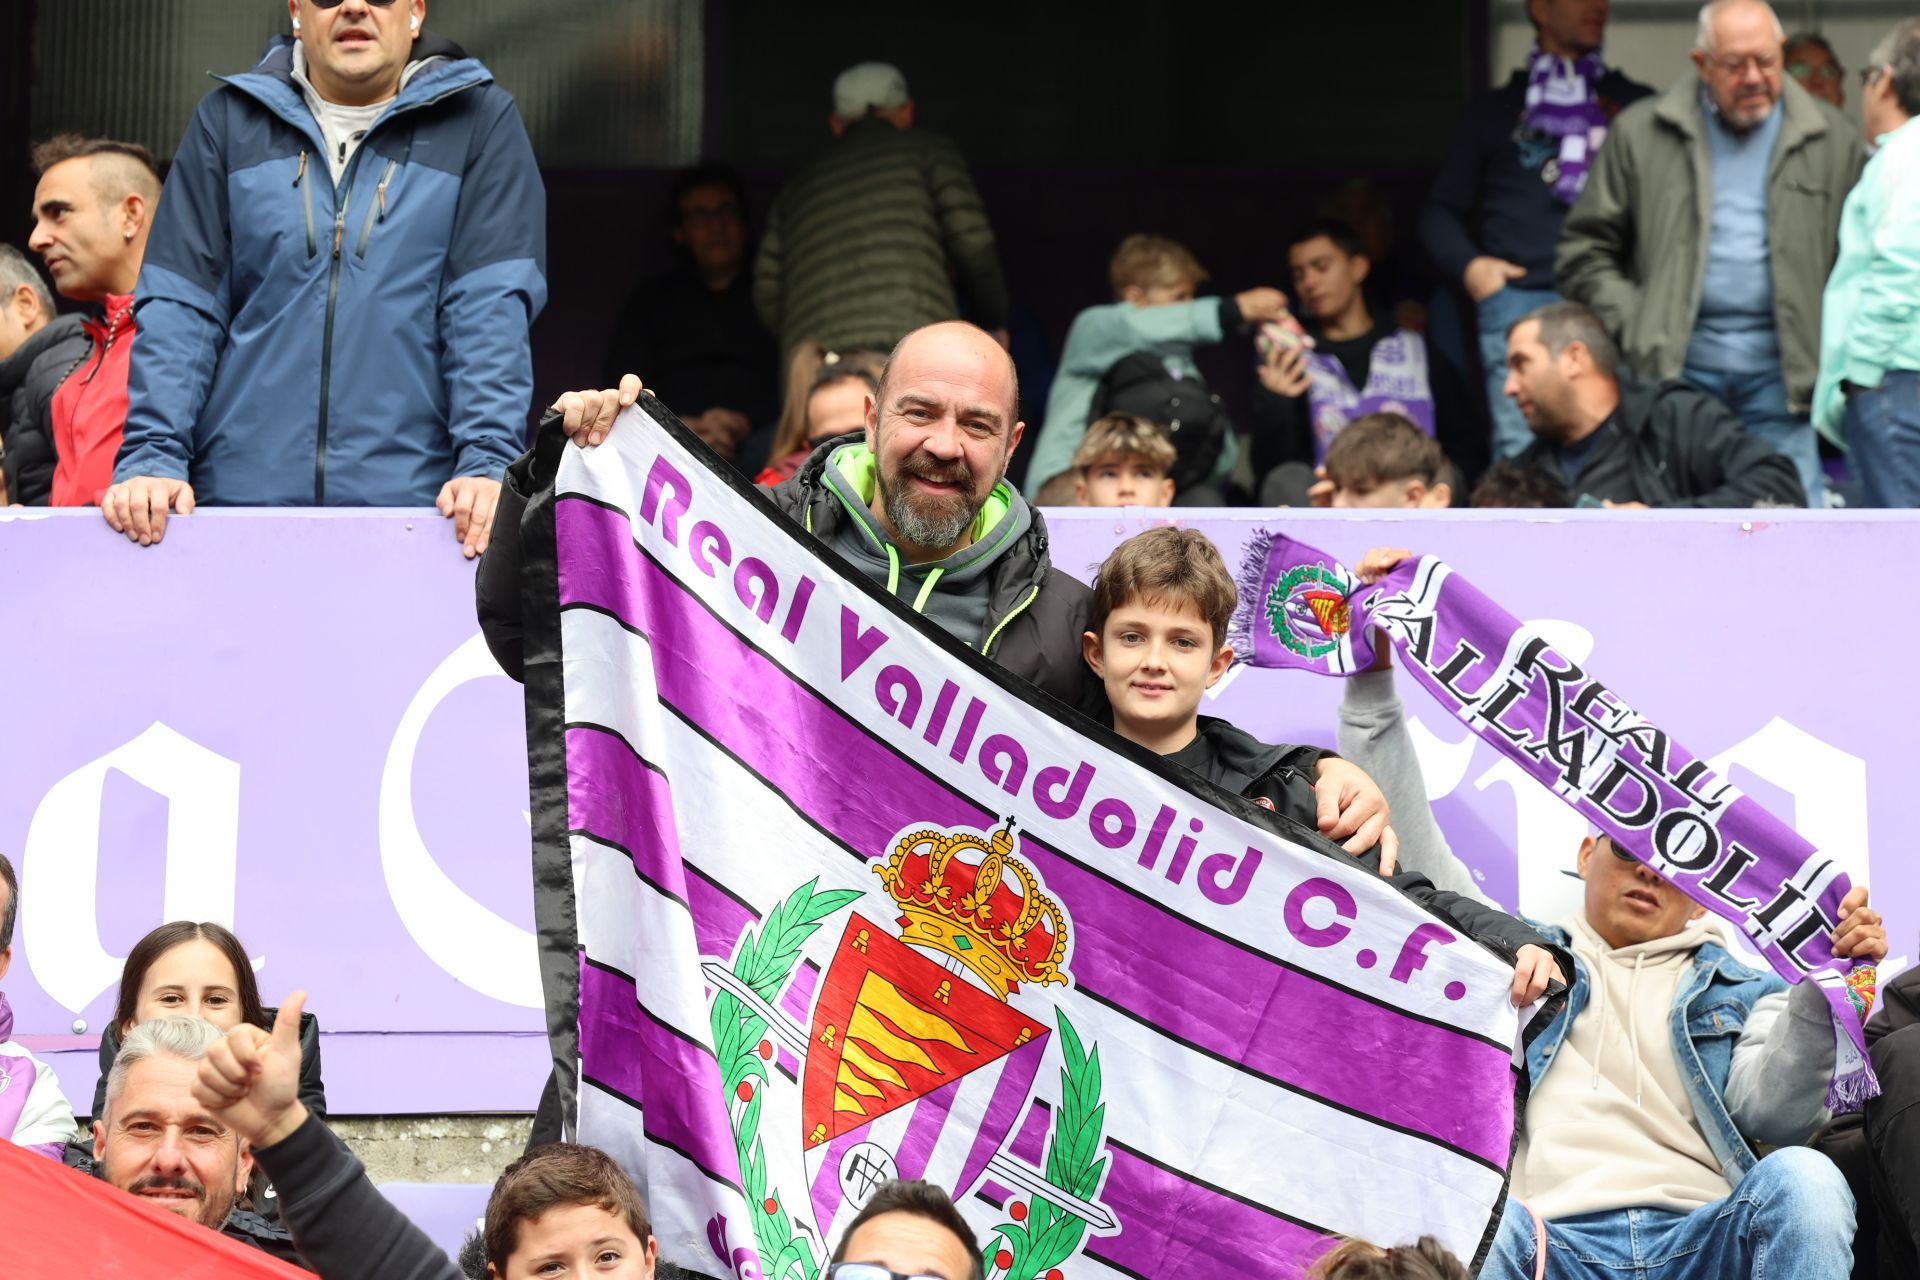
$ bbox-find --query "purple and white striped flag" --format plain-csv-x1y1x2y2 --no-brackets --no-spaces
519,402,1533,1279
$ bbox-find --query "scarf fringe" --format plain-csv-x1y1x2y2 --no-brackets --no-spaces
1227,527,1280,664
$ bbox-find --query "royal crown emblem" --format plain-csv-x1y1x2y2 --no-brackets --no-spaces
874,819,1068,999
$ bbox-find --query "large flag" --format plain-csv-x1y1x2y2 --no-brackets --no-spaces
0,1139,310,1278
1231,531,1880,1110
516,403,1539,1279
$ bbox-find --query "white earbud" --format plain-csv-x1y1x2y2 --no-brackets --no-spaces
292,17,301,30
410,16,419,30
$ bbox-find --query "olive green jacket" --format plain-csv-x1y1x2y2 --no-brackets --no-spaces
1555,76,1862,414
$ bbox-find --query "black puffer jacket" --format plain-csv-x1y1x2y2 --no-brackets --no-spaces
1174,716,1568,972
1516,378,1806,508
0,312,89,505
478,419,1101,716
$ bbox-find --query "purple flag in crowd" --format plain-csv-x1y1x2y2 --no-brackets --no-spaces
514,407,1540,1279
1232,532,1880,1110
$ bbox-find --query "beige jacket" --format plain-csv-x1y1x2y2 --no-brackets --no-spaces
1555,75,1862,413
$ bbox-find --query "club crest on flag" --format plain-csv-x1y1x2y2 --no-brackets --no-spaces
1265,562,1354,659
703,818,1116,1280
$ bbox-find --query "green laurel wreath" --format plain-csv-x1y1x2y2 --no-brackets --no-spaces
1264,563,1346,658
710,878,863,1280
981,1010,1108,1280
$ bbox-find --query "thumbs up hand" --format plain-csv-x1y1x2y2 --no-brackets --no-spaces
193,991,311,1150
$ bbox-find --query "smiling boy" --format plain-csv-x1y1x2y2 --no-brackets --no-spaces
1081,527,1567,1005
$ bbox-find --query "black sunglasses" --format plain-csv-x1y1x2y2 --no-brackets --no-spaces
309,0,401,8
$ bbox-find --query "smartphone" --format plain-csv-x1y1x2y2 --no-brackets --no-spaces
1256,322,1304,359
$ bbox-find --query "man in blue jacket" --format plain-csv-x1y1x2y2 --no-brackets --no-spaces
102,0,546,557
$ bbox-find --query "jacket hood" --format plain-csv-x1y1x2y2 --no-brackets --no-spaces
0,313,87,397
0,990,11,1042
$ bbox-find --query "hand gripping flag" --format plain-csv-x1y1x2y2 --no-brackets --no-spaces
1231,531,1879,1110
513,401,1549,1280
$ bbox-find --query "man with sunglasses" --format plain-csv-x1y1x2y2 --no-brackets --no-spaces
103,0,545,559
828,1179,981,1280
1557,0,1861,507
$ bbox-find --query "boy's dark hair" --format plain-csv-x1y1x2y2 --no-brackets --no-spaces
1090,527,1237,650
1072,412,1177,476
668,162,750,226
1322,414,1444,492
1286,218,1367,260
1469,459,1573,508
1108,233,1208,298
0,852,16,952
830,1179,983,1280
485,1144,653,1268
1306,1236,1471,1280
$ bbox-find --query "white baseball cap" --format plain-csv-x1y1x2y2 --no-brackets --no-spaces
833,62,910,119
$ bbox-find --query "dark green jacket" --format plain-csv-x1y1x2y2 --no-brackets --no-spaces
753,118,1008,358
1556,76,1862,414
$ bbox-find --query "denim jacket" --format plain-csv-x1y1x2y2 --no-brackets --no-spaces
1523,920,1831,1187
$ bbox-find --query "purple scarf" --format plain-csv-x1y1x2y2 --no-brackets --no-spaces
1523,43,1612,204
1229,532,1881,1111
1303,330,1437,467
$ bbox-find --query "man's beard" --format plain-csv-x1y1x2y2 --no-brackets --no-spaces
127,1171,229,1228
879,451,986,551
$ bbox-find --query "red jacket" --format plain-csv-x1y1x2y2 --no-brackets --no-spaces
50,294,135,507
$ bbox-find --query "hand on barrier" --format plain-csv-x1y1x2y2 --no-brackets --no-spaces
551,373,645,449
1314,756,1391,854
193,990,309,1151
1511,944,1567,1007
437,474,501,560
101,475,196,546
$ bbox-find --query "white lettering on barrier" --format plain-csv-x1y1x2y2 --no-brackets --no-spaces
378,633,543,1008
23,722,242,1014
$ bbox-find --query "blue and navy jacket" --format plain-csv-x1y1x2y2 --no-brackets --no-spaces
1524,922,1789,1186
118,34,547,506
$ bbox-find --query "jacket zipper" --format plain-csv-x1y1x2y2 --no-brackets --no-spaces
980,585,1040,657
355,158,398,258
79,308,129,385
293,150,316,258
314,167,355,505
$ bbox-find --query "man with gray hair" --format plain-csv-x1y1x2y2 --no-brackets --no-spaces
1814,18,1920,508
91,1015,302,1264
0,244,89,506
1556,0,1861,506
753,62,1008,363
1502,301,1804,506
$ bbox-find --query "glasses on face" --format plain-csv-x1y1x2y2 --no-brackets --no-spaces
309,0,402,8
1861,64,1888,88
682,202,744,226
1787,62,1843,86
1709,53,1781,77
826,1266,945,1280
1606,839,1637,863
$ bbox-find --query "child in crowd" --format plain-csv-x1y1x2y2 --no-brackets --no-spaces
1468,459,1573,509
1080,527,1565,1004
1071,412,1177,508
1307,1236,1470,1280
1025,234,1299,501
754,344,885,486
66,919,326,1220
1251,220,1481,493
1319,412,1454,509
0,852,79,1158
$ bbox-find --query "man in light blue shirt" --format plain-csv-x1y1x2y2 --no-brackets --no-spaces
1815,19,1920,507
